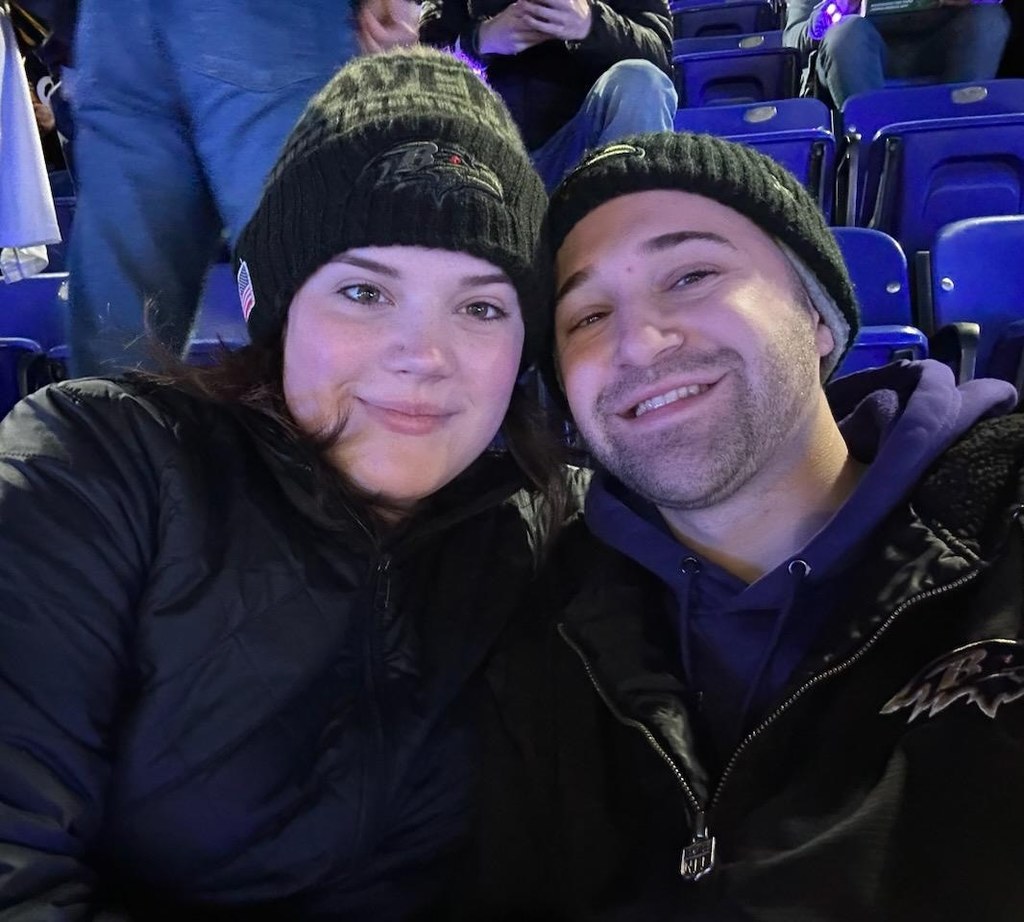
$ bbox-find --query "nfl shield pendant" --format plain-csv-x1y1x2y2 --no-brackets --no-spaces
680,823,716,881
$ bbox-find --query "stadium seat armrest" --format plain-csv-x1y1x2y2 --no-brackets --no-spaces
929,322,980,385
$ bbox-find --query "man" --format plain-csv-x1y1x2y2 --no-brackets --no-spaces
419,0,676,189
68,0,418,376
471,132,1024,920
783,0,1011,107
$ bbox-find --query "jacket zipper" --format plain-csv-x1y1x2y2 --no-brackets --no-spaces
708,566,982,815
358,553,391,846
558,625,715,880
373,553,392,614
559,565,983,882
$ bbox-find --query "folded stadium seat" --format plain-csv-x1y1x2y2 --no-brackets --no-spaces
671,0,779,39
831,227,911,326
0,272,69,417
672,44,799,108
830,225,926,380
18,264,250,397
833,326,929,379
837,80,1024,230
928,215,1024,386
187,262,251,365
674,97,834,216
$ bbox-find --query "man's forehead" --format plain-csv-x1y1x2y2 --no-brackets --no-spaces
559,190,748,256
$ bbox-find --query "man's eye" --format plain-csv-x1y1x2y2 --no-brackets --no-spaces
566,311,607,334
671,269,716,289
463,301,507,321
339,284,383,303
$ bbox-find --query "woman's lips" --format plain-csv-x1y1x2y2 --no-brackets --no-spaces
358,398,455,435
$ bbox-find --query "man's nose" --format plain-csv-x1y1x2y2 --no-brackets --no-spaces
612,307,685,368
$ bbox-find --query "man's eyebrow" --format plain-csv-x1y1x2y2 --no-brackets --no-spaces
555,267,592,306
556,231,737,304
640,230,738,254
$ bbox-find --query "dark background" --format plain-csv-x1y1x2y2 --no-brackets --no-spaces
998,0,1023,78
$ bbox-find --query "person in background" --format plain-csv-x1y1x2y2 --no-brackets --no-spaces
0,47,573,921
467,131,1024,920
784,0,1011,107
420,0,676,190
67,0,418,377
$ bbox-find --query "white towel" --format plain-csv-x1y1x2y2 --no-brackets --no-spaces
0,7,59,271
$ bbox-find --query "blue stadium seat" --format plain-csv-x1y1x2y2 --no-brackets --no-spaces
989,320,1024,393
672,45,799,108
0,273,70,417
674,97,834,214
838,80,1024,232
671,0,778,38
0,273,69,349
833,325,929,379
862,113,1024,257
831,227,911,327
929,215,1024,383
672,30,782,58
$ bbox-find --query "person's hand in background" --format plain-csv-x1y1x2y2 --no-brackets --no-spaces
359,0,420,54
30,88,56,136
519,0,593,43
477,2,549,55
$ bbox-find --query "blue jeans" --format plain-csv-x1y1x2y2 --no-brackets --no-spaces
530,60,678,191
816,4,1012,107
69,0,359,375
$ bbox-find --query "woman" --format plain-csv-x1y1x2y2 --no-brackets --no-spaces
0,47,566,920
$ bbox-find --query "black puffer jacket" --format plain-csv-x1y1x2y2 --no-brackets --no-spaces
419,0,672,151
0,378,554,921
469,413,1024,921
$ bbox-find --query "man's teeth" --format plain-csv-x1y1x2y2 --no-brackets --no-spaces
634,383,709,418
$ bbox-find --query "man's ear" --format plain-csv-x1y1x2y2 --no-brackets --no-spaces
814,312,835,359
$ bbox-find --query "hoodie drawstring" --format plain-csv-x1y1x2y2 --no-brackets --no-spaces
677,556,702,686
736,558,812,738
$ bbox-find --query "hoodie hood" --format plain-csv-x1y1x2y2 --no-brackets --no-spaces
585,360,1016,759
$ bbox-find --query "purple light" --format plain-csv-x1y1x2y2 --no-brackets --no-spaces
447,46,489,84
808,0,848,41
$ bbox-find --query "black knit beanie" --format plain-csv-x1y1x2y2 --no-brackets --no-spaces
234,47,550,368
548,132,860,379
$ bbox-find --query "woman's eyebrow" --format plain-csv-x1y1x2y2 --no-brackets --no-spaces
328,254,400,276
458,272,512,287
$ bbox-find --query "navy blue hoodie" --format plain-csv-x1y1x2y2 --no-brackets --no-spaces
586,360,1017,764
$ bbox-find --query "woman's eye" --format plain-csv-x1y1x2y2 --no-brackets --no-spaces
463,301,507,321
339,284,384,304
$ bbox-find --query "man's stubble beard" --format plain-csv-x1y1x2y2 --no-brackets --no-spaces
582,325,821,512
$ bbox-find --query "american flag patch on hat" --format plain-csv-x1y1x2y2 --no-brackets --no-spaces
237,260,256,320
